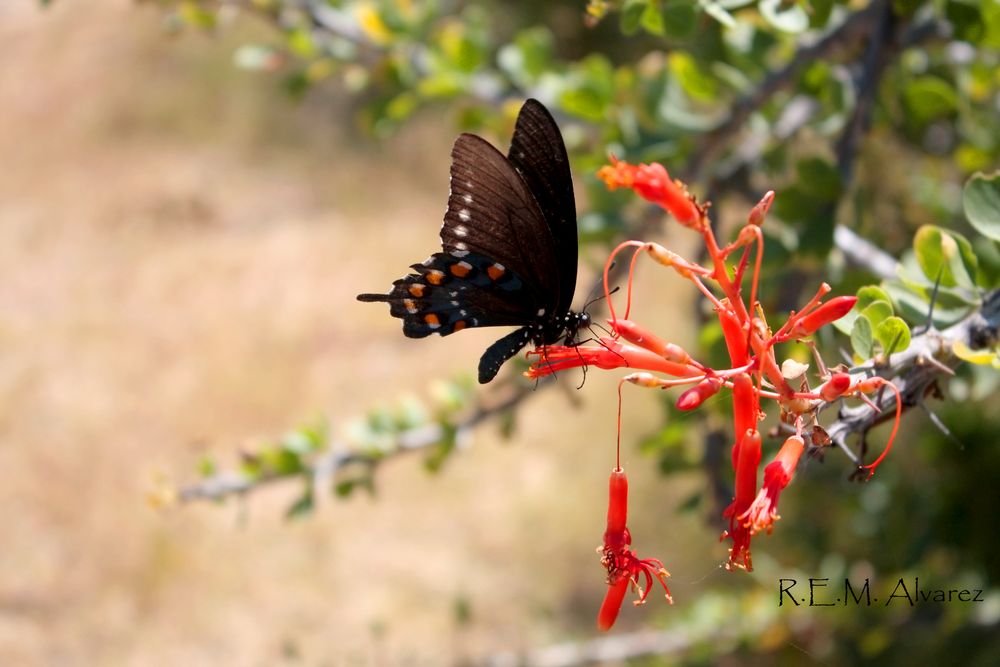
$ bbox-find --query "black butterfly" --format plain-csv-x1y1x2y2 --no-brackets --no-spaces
357,99,588,384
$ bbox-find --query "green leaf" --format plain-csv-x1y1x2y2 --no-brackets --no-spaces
620,0,647,35
807,0,835,28
759,0,810,33
286,485,315,520
861,300,894,329
661,0,699,38
882,280,974,328
856,285,893,310
668,52,719,102
953,340,999,365
946,0,984,43
851,316,874,360
875,316,911,356
913,225,975,288
197,455,217,478
178,1,217,29
902,76,958,125
640,0,666,35
973,236,1000,288
963,171,1000,242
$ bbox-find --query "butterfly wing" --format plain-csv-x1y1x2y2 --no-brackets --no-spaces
507,99,578,317
440,133,563,317
357,250,541,338
358,100,578,383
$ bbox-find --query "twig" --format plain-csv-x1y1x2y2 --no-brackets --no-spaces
179,384,531,503
825,289,1000,462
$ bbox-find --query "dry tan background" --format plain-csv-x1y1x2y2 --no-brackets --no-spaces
0,2,727,664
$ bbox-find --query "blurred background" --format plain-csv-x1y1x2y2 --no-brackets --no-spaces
1,0,998,665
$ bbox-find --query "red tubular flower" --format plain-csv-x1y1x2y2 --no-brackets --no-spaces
731,373,756,470
610,319,693,366
716,301,749,366
782,296,857,340
597,158,701,227
740,434,805,535
526,338,701,380
723,428,761,571
598,468,672,631
676,377,723,411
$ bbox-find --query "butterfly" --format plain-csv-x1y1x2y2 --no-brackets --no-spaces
357,99,588,384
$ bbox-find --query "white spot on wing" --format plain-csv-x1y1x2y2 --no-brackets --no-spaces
458,209,471,222
451,250,469,258
454,225,468,237
537,308,546,316
455,241,468,250
463,193,473,204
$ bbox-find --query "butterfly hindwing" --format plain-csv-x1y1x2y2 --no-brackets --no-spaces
357,251,546,338
478,326,534,384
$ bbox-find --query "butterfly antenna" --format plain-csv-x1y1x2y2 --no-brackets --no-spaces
574,344,588,389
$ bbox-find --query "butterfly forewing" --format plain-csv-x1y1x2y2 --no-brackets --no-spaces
441,134,561,316
507,99,578,317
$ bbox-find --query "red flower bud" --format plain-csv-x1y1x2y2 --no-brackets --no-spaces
786,296,857,339
819,372,852,401
676,377,723,411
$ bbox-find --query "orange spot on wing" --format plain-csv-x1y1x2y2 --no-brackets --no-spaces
424,314,440,325
426,270,445,285
408,284,426,297
453,320,467,331
487,263,505,281
450,261,472,278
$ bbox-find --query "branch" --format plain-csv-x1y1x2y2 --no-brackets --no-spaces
833,224,898,280
178,383,531,503
824,289,1000,465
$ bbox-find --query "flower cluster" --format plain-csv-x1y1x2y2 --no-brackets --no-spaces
528,160,902,629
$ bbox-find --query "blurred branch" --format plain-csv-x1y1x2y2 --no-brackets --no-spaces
834,0,894,187
833,225,898,280
179,381,530,503
687,1,885,183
